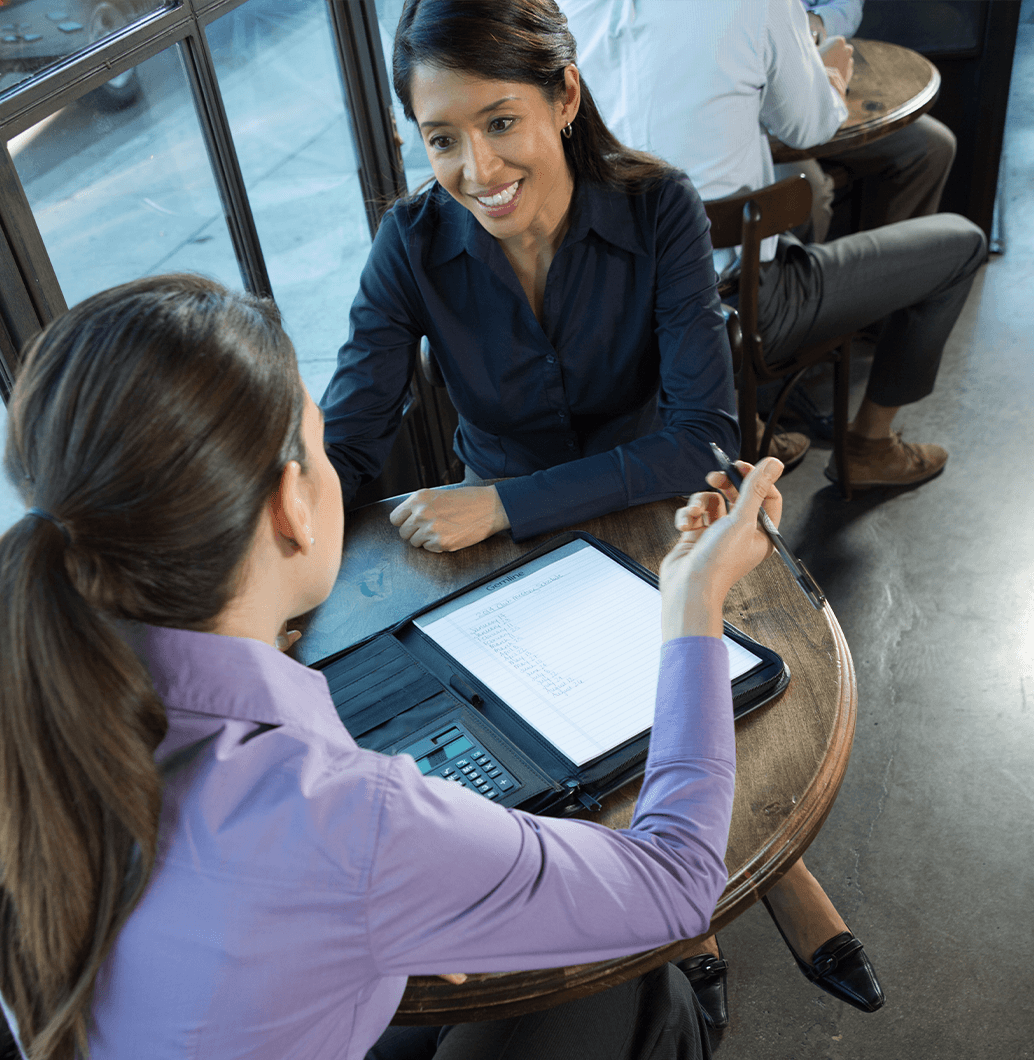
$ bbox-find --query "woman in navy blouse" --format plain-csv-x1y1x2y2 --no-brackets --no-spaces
320,0,740,551
322,0,884,1032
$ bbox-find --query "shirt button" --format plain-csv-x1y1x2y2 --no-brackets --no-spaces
566,441,576,449
557,411,566,421
546,355,556,365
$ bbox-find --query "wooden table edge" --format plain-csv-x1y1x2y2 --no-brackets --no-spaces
771,51,940,163
710,602,857,926
392,603,858,1024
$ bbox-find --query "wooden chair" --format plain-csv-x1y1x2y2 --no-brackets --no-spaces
705,174,853,499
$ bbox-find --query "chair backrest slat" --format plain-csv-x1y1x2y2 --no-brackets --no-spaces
704,174,813,249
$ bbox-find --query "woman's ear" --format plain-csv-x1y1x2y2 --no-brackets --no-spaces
561,64,582,125
269,460,313,555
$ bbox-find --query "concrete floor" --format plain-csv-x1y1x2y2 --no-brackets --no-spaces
2,5,1033,1058
706,9,1034,1057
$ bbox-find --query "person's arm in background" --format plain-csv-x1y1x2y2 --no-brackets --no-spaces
803,0,863,45
392,178,739,551
320,206,426,508
761,0,849,149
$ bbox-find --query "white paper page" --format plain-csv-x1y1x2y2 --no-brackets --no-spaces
415,541,762,766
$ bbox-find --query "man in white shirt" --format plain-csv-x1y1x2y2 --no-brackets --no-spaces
563,0,986,490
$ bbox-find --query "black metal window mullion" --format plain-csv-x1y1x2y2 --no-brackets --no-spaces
178,5,273,299
0,4,194,140
0,143,66,388
328,0,407,237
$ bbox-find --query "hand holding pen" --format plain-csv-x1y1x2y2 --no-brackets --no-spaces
663,456,787,640
707,443,826,611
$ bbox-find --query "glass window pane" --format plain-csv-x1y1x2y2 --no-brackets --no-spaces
9,41,242,311
206,0,373,400
0,0,172,104
0,401,23,535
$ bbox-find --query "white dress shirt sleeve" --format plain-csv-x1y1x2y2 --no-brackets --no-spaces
760,0,848,149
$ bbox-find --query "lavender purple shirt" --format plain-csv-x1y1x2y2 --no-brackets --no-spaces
85,626,735,1059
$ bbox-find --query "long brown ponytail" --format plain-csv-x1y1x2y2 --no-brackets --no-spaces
0,275,305,1059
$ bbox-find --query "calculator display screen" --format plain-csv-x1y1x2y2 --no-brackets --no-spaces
416,734,472,774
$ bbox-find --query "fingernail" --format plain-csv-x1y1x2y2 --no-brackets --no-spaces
275,634,288,650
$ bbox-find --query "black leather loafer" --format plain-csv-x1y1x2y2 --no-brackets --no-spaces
675,940,730,1028
761,896,885,1013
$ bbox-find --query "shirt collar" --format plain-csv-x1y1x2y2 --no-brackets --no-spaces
427,178,647,267
128,624,335,730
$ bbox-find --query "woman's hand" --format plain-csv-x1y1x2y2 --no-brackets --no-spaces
389,486,511,552
659,457,783,641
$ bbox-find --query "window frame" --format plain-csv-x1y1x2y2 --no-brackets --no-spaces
0,0,405,400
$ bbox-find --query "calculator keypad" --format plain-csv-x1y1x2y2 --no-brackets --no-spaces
408,726,521,801
434,749,518,800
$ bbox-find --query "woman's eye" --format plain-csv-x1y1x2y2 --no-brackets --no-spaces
429,135,454,151
488,117,514,133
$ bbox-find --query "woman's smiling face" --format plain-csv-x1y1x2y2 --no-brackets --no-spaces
409,63,580,244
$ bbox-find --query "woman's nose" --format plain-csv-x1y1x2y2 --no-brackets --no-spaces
463,135,501,189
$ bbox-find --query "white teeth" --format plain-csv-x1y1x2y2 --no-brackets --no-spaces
477,181,519,207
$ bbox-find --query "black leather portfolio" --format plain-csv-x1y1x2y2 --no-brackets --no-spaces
314,532,789,817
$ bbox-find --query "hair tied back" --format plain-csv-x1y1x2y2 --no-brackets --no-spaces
26,506,71,544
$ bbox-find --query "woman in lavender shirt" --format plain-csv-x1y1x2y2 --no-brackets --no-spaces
0,274,781,1060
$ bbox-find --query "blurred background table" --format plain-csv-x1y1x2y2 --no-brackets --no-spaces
771,38,940,162
297,496,857,1024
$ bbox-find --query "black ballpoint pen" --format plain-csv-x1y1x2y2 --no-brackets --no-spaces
708,442,827,611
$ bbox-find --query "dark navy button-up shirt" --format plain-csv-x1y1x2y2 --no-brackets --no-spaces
321,176,738,540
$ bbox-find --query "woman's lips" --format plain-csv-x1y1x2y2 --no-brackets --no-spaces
474,179,522,217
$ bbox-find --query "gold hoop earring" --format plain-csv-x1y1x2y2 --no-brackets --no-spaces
562,122,573,139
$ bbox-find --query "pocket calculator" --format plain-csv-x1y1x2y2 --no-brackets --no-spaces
399,723,521,801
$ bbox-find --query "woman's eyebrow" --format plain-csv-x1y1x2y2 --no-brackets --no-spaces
420,96,520,129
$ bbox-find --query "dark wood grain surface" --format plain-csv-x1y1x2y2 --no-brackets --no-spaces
297,497,856,1024
770,38,940,163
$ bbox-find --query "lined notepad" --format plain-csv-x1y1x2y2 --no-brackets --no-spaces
414,540,761,766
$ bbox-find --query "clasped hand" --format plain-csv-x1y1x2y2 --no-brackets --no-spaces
659,457,784,641
390,485,511,553
821,35,854,99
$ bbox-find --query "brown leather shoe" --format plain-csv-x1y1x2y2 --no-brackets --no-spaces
825,430,948,488
756,415,810,470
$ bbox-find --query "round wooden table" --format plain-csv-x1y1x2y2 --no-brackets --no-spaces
297,497,857,1024
771,38,940,163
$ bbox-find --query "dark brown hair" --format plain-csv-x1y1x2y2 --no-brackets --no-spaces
392,0,675,191
0,274,305,1059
